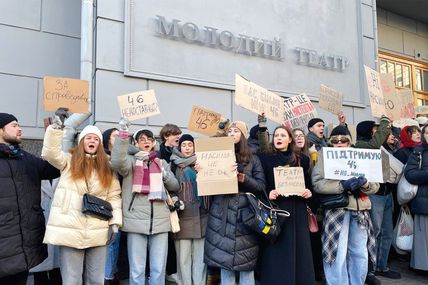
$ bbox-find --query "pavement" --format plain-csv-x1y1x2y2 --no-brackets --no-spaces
26,256,428,285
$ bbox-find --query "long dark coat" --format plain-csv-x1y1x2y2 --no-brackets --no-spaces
257,150,315,285
204,155,265,271
0,146,59,277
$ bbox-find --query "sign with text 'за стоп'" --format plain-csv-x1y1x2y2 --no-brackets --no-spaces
43,76,89,113
195,137,237,196
235,74,285,124
117,90,160,121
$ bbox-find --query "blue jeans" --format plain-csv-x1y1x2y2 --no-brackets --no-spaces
128,232,169,285
105,231,121,279
220,269,254,285
175,238,206,285
370,193,393,271
323,211,368,285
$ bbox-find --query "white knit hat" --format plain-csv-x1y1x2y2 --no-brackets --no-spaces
78,125,103,144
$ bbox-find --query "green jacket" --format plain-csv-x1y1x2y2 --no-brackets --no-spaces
354,119,391,149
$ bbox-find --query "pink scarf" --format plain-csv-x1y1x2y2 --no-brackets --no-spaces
132,152,166,201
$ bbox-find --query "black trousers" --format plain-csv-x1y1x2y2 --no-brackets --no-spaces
0,271,28,285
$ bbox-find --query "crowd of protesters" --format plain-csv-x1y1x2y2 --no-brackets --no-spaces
1,108,428,285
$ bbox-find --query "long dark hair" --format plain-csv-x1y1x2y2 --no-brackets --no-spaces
235,134,253,164
292,127,313,173
267,125,299,165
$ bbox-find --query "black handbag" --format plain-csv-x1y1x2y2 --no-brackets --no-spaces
318,193,349,209
81,178,113,221
242,192,290,243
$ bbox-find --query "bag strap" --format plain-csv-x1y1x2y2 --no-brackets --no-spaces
245,192,290,217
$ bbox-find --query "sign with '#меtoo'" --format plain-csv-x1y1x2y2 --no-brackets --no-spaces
235,74,285,124
319,147,387,183
283,93,317,130
380,74,401,121
195,137,238,196
117,90,160,121
274,166,305,196
319,84,343,115
43,76,89,113
364,65,385,118
188,105,222,136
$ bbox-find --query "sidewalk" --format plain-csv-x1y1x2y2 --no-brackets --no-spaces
27,256,428,284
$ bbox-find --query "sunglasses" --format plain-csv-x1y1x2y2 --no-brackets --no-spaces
330,137,350,144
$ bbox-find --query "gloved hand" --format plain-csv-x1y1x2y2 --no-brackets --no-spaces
357,176,368,189
340,177,359,191
107,224,119,245
218,118,230,130
258,113,267,130
51,107,69,129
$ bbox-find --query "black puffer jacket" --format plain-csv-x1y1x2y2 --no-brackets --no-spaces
404,145,428,215
0,145,60,277
204,155,265,271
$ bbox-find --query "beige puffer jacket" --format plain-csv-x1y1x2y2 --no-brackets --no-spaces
312,163,379,211
42,126,122,249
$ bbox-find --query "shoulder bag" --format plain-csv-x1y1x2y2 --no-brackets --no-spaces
165,189,180,233
242,191,290,243
397,151,422,205
318,192,349,209
81,178,113,221
307,206,319,233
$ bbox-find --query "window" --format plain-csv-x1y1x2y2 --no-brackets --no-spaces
379,52,428,106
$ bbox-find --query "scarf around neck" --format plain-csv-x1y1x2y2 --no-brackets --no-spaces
0,143,22,158
307,132,327,150
132,151,166,201
170,148,209,209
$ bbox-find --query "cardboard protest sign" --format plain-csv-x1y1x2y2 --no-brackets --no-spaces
117,90,160,121
380,74,401,121
327,124,357,145
188,105,222,136
195,137,238,196
415,105,428,115
43,76,89,113
364,65,385,118
235,74,285,124
274,166,305,196
319,84,343,115
283,93,317,130
397,89,416,118
319,147,386,183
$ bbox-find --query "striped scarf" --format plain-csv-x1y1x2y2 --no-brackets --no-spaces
132,151,166,201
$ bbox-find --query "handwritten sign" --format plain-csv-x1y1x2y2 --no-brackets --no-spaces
188,105,222,136
319,147,386,183
415,105,428,115
43,76,89,113
380,74,401,121
274,166,305,196
117,90,160,121
319,85,343,115
235,74,285,124
397,89,416,118
195,137,238,196
364,65,385,118
283,93,317,130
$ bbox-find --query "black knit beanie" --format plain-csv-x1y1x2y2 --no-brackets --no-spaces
356,121,376,141
178,134,194,147
0,113,17,128
308,118,324,130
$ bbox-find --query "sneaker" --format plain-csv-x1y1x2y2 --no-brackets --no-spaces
166,273,179,283
375,269,401,279
365,273,381,285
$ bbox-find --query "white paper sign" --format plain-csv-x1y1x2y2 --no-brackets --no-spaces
321,147,384,182
117,90,160,121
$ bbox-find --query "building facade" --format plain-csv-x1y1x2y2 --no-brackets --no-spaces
0,0,427,141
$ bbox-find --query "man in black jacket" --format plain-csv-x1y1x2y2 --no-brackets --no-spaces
0,113,60,285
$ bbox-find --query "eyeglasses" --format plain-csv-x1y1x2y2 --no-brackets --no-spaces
295,134,305,139
330,137,350,144
138,137,154,143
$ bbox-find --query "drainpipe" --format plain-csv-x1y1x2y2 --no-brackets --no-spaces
62,0,95,151
372,0,379,69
